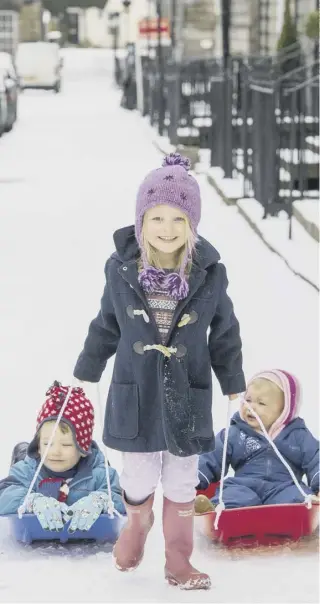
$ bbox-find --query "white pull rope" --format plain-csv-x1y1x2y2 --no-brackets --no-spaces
243,402,317,508
94,384,122,519
214,400,233,530
18,381,77,518
214,399,318,530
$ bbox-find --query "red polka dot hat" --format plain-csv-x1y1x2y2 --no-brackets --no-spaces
28,381,95,457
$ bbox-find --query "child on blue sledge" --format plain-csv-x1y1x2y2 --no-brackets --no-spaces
0,381,125,531
195,369,319,514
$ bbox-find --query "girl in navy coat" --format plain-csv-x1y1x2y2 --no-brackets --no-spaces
73,153,246,589
195,369,319,513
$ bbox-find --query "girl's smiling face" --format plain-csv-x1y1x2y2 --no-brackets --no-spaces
143,205,188,260
243,379,284,431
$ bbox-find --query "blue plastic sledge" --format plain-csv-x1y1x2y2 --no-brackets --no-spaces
7,513,127,545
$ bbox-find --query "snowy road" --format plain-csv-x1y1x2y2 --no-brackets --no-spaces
0,49,318,603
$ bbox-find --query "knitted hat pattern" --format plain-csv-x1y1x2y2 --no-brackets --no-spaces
135,153,201,300
28,381,95,457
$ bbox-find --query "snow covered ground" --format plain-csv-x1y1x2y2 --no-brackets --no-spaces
0,48,319,603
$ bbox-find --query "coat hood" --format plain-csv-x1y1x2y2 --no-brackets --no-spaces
112,225,221,270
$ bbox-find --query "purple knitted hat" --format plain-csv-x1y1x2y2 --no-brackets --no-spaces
135,153,201,300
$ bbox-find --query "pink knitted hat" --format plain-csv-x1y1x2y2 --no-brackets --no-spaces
135,153,201,300
240,369,301,439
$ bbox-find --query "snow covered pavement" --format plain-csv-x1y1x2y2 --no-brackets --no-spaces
0,49,318,603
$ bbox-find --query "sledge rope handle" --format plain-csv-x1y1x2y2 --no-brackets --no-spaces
18,380,77,518
244,402,317,508
214,398,318,530
95,384,122,519
214,399,233,530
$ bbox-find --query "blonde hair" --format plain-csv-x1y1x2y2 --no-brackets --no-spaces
38,420,71,437
251,378,283,395
139,214,197,273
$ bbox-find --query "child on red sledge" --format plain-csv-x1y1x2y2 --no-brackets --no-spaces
195,369,319,514
0,382,125,530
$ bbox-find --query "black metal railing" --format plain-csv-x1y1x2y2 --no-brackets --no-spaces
122,46,319,236
238,62,319,235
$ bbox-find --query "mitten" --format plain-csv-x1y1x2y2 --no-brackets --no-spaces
26,493,69,531
66,492,109,533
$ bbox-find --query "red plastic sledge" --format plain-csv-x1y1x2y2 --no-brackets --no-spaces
195,483,320,547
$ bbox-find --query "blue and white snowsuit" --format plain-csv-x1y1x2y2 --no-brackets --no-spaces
198,413,319,508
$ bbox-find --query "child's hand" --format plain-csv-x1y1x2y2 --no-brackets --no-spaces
65,492,108,533
26,493,69,531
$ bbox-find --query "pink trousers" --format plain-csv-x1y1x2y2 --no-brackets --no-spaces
120,451,199,504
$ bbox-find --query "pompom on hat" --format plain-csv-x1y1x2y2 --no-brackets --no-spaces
28,381,95,458
240,369,301,439
135,153,201,301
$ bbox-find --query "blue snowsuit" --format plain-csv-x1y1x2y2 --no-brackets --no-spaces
198,413,319,508
0,441,125,516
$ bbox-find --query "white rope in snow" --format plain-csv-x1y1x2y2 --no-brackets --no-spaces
18,381,77,518
214,399,318,530
214,400,233,530
243,403,317,507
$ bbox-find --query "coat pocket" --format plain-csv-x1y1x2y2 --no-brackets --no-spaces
188,387,213,439
107,383,139,439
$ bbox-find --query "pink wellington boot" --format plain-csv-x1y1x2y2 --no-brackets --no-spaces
113,493,154,571
162,497,211,590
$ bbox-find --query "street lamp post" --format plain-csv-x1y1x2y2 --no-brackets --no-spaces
156,0,165,135
294,0,299,26
109,11,120,85
121,0,137,111
122,0,131,48
143,0,152,117
220,0,232,178
147,0,152,61
171,0,176,50
221,0,231,68
167,0,184,145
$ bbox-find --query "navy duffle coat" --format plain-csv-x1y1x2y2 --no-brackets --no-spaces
74,226,246,457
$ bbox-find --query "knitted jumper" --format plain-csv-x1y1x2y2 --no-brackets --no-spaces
145,286,178,344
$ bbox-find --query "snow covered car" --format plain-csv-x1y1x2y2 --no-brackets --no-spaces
0,52,18,131
16,41,62,92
